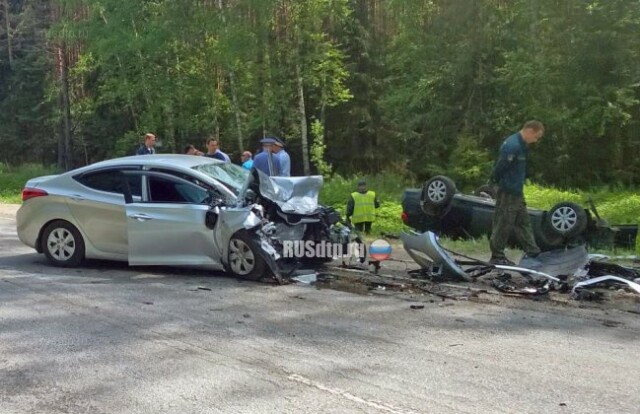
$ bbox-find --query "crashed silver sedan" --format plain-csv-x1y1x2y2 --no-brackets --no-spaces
17,155,359,281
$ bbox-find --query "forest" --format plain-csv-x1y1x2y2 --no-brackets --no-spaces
1,0,639,189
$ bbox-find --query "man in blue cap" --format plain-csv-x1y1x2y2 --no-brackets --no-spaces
272,137,291,176
252,138,281,176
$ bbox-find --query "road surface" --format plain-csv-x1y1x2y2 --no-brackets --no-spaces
1,205,639,413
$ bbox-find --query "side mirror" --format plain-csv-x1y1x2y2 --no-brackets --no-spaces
205,209,219,229
245,189,257,202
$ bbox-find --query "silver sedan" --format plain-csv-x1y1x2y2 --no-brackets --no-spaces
17,155,360,281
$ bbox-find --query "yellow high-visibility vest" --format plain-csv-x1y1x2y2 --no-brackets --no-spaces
351,191,376,224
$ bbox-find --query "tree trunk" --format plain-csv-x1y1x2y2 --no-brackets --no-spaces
296,63,309,175
57,42,72,171
2,0,12,68
229,71,244,152
217,0,244,153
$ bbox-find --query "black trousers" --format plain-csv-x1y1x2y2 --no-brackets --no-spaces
354,221,372,233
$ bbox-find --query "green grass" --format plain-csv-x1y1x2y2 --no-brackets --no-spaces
524,182,640,224
319,173,412,235
0,163,60,203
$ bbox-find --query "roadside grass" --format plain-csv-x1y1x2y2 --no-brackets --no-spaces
0,163,59,203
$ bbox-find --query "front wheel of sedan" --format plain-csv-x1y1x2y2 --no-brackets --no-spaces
544,202,588,239
227,232,267,281
41,220,85,267
421,175,456,208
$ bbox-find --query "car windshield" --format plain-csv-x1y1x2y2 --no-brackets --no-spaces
192,162,249,193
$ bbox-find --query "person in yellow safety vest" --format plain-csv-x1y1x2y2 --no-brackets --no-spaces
346,179,380,234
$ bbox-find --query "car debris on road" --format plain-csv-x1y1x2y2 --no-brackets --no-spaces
400,230,640,303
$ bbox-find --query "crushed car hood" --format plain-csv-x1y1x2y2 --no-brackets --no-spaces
240,168,323,215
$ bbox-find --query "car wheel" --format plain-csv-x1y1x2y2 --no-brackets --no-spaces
41,220,85,267
544,202,588,238
421,175,456,208
474,184,496,199
227,232,267,281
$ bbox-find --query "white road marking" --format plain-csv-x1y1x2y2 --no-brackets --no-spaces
0,217,14,220
287,373,422,414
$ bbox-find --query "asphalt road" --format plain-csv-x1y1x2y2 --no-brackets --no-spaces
1,207,640,413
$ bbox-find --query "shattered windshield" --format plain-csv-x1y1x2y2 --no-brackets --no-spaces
192,162,249,193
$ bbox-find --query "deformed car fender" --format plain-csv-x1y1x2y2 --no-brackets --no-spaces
213,206,286,282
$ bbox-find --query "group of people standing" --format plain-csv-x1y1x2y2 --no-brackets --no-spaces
135,133,291,177
134,131,381,234
135,121,544,249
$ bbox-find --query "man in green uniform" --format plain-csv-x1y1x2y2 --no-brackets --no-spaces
346,179,380,234
489,120,544,265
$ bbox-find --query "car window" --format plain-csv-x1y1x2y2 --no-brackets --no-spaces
148,176,210,204
192,162,248,194
148,167,224,197
76,170,142,197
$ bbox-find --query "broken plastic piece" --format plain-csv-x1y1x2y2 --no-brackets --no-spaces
571,275,640,299
401,231,472,281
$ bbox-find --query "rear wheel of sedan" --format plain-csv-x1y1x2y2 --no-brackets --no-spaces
474,184,496,199
421,175,456,208
227,232,267,281
544,202,588,239
41,220,85,267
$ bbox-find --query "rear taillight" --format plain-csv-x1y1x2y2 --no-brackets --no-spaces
22,188,48,202
401,211,408,223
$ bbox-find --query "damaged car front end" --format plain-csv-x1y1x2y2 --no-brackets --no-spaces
203,168,363,282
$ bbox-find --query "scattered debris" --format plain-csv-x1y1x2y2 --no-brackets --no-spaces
410,304,424,309
197,286,212,291
142,301,153,305
400,230,640,305
571,276,640,299
292,273,317,285
491,279,550,296
572,290,604,302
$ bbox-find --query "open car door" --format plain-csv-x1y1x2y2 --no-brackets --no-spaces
121,171,221,267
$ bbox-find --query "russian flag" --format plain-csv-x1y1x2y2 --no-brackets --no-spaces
370,239,392,261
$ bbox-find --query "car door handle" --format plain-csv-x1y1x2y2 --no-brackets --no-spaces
69,194,85,201
128,213,153,222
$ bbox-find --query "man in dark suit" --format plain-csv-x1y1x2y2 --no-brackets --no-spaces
136,133,157,155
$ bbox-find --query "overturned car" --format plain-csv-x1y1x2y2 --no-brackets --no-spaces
401,175,638,251
16,155,362,282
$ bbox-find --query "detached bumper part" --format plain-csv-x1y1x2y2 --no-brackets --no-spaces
401,231,472,282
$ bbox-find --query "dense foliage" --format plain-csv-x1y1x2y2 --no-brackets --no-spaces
1,0,640,189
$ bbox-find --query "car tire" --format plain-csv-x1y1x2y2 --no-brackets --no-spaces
421,175,456,208
474,184,496,199
41,220,85,267
544,202,588,239
227,231,267,281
